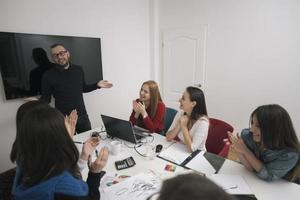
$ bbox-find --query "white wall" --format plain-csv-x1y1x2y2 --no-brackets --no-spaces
0,0,151,172
158,0,300,136
1,0,300,172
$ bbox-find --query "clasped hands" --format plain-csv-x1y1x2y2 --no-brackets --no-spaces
179,115,189,128
171,115,189,136
132,100,147,117
81,137,109,173
224,132,250,155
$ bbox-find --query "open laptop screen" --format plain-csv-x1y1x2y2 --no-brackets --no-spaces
101,114,140,144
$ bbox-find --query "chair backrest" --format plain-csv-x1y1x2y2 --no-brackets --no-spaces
206,118,233,157
163,107,178,135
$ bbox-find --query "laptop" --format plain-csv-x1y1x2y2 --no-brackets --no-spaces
101,114,149,144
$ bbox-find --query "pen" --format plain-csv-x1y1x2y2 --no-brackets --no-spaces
73,141,85,144
224,185,238,190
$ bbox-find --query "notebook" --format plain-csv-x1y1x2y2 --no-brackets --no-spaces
101,114,148,144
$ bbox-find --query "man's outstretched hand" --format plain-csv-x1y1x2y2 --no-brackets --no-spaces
97,80,113,88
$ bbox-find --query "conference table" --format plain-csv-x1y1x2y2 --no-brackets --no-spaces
74,127,300,200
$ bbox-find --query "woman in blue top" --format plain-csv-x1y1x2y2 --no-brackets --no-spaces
228,104,300,182
10,103,108,200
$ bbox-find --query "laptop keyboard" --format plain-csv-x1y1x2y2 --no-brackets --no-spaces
133,128,149,140
135,134,144,140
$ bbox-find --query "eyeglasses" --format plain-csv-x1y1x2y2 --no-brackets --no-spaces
52,50,67,59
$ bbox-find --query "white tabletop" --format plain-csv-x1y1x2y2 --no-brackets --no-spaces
73,128,189,180
219,159,300,200
74,128,300,200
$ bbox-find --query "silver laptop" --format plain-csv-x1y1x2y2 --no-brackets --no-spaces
101,114,149,144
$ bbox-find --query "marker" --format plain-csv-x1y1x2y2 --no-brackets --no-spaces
225,185,238,190
73,141,85,144
180,149,201,166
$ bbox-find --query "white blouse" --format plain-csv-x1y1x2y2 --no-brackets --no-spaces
168,110,209,151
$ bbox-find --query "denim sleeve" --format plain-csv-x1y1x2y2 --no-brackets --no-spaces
256,152,299,181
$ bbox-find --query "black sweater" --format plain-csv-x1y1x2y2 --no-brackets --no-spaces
40,64,98,116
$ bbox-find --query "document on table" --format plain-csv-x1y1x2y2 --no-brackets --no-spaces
185,151,216,175
158,142,191,165
102,172,161,200
207,174,253,195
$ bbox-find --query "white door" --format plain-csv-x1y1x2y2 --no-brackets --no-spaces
162,25,208,109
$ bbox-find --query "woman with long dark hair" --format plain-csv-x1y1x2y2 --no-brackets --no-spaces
10,101,46,162
228,104,300,182
166,87,209,152
11,104,108,199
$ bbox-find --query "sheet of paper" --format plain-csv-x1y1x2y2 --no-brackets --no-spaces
158,142,191,164
185,151,216,175
103,172,161,200
207,174,253,195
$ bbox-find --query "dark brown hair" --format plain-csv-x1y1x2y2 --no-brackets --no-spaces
251,104,300,151
157,173,235,200
186,86,208,120
14,104,80,186
10,101,46,162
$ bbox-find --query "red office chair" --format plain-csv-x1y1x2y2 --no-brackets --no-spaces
205,118,233,158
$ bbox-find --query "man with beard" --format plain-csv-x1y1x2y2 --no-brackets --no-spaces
40,44,113,133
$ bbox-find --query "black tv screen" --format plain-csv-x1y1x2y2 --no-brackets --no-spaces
0,31,103,100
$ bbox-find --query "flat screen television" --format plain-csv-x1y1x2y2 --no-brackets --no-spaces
0,31,103,100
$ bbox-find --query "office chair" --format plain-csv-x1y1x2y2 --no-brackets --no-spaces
162,107,178,135
206,118,233,158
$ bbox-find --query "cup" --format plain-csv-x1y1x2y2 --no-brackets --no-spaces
145,144,155,160
110,141,122,155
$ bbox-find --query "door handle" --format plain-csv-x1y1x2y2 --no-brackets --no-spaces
194,83,202,88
